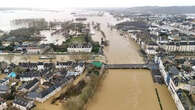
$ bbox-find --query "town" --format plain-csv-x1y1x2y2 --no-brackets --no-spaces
113,10,195,110
0,6,195,110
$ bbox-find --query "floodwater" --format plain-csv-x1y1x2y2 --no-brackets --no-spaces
40,30,66,45
87,13,177,110
0,9,74,31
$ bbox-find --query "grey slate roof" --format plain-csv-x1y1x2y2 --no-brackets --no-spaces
24,79,39,90
13,97,31,107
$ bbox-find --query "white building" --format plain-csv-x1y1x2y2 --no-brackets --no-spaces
37,62,44,70
66,63,85,77
2,41,11,47
56,61,74,69
75,63,85,74
67,44,92,53
145,48,158,55
162,42,195,52
26,46,47,54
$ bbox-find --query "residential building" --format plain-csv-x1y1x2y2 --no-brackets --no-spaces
162,41,195,52
0,78,9,86
56,61,75,69
67,43,92,53
2,41,11,47
19,72,40,82
0,85,10,94
21,79,39,92
13,97,34,110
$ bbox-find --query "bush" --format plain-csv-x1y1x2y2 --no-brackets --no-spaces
92,42,100,54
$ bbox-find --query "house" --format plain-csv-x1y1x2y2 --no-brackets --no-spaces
13,97,34,110
19,62,37,70
44,63,54,69
2,41,11,47
19,71,41,81
19,62,53,70
21,79,39,92
145,48,158,55
27,91,39,100
0,78,9,85
36,85,62,103
67,43,92,53
143,41,159,55
37,62,44,70
0,98,7,110
66,63,85,77
26,47,42,54
0,85,10,94
26,45,48,54
56,61,75,69
145,42,159,49
162,41,195,52
36,77,69,103
75,62,85,74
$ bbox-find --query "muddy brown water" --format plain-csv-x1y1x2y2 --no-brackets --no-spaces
87,13,177,110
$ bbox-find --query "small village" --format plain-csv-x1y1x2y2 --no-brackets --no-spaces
0,14,107,110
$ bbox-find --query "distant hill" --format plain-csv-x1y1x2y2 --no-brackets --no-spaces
92,6,195,15
127,6,195,14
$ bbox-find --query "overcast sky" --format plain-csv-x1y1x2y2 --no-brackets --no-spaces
1,0,195,9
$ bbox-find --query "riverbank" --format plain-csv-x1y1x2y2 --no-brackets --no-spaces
65,64,106,110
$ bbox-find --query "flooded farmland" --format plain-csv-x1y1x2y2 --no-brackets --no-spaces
87,13,177,110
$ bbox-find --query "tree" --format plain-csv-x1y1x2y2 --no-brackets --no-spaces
13,66,25,73
92,42,100,54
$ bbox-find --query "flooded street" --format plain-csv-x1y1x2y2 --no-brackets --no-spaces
87,13,177,110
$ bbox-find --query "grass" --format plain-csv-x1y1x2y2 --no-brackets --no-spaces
63,36,86,46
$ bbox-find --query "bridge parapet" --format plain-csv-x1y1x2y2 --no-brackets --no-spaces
105,64,150,69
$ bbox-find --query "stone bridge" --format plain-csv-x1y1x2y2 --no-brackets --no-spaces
104,64,151,69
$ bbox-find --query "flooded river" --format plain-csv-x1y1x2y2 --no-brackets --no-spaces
0,9,177,110
87,13,177,110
